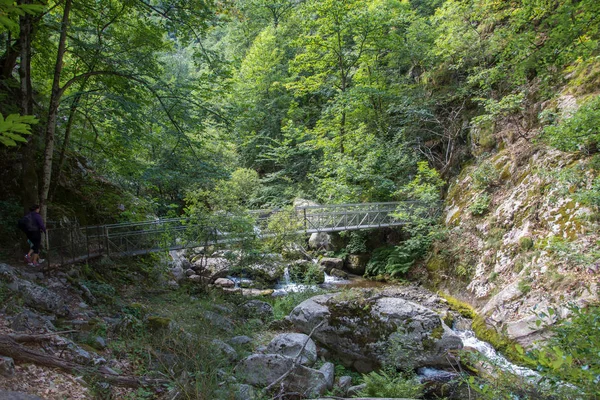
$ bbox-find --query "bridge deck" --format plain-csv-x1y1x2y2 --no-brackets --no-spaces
45,202,438,266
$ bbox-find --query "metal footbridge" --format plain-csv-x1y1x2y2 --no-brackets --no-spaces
45,201,439,266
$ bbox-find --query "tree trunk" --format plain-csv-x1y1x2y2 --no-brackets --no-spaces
51,92,82,201
40,0,72,221
18,0,38,212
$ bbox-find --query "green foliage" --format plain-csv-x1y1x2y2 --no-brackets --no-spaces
469,192,491,216
0,114,38,147
525,304,600,398
472,161,500,191
0,0,44,33
545,95,600,152
358,368,423,399
380,161,445,277
343,231,367,254
366,246,412,277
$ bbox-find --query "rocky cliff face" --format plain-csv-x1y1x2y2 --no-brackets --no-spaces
428,98,599,347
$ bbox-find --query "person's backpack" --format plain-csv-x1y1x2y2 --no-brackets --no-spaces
17,213,36,233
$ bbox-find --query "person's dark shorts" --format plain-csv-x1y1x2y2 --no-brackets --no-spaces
26,231,41,254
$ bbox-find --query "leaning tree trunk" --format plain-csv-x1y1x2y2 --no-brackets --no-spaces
40,0,72,221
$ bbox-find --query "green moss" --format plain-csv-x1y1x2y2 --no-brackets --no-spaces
147,316,171,330
519,237,534,251
439,293,477,319
441,293,529,364
430,325,445,340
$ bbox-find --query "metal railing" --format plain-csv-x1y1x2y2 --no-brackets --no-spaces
45,201,440,266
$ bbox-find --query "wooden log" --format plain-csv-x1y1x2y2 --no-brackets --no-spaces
0,334,165,388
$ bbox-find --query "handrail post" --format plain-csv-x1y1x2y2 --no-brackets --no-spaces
303,208,307,233
105,225,110,257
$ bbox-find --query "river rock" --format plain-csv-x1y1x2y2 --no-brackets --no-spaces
289,290,463,372
329,268,348,279
344,254,369,275
319,257,344,273
266,333,318,366
236,354,328,397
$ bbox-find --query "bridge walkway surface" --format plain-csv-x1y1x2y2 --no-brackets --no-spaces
44,201,439,266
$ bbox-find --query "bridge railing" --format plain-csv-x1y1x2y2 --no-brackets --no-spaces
45,201,440,266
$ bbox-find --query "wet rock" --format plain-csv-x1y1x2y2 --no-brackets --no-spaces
0,356,15,377
329,268,348,279
266,333,317,366
185,269,195,277
344,254,369,275
289,291,462,373
318,257,344,273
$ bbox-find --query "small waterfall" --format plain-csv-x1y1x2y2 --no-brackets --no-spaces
455,329,542,380
283,266,291,285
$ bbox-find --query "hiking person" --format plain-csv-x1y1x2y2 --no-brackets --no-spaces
18,205,46,266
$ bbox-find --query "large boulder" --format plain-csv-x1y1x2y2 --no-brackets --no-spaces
318,257,344,273
236,354,328,397
266,333,317,366
344,254,369,275
288,290,463,373
0,264,67,316
192,257,230,283
308,232,331,250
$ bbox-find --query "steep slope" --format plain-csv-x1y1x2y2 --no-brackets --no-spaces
428,96,599,347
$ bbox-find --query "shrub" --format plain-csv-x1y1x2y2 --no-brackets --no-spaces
519,237,533,251
358,368,423,398
469,193,491,216
544,94,600,152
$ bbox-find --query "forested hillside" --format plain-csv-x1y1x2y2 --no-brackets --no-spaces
0,0,599,398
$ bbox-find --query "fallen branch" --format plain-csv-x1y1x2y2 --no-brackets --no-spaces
8,330,77,343
0,334,166,388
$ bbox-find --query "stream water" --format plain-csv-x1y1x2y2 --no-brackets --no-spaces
169,251,540,383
